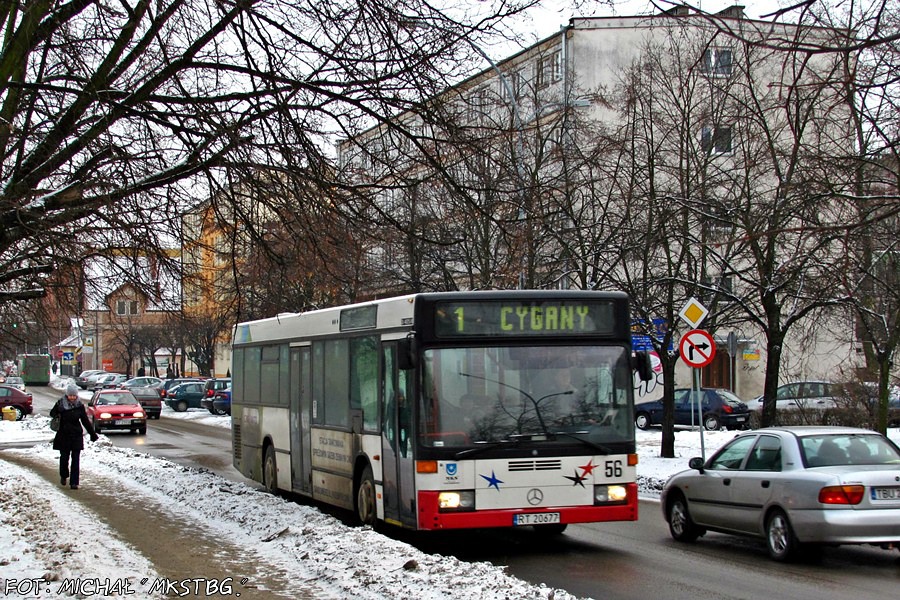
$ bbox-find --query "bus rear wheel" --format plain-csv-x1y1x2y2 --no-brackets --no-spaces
263,445,278,494
356,465,377,527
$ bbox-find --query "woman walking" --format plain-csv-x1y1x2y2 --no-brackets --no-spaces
50,383,99,489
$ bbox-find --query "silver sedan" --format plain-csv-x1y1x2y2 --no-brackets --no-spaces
661,426,900,561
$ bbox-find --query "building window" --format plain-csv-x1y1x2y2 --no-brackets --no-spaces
701,126,732,154
701,47,733,77
501,68,524,102
536,50,561,89
116,300,139,316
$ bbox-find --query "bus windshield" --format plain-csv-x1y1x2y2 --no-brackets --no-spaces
420,345,634,448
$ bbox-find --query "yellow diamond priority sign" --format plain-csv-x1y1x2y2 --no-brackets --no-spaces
679,297,708,328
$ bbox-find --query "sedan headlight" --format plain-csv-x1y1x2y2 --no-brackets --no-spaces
438,490,475,511
594,484,628,504
133,411,145,418
99,412,113,419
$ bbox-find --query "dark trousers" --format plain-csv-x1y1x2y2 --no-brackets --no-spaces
59,449,81,486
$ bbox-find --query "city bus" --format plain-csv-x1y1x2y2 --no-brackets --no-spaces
231,291,652,532
16,353,52,386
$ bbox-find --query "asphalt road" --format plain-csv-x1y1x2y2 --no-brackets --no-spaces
27,385,900,599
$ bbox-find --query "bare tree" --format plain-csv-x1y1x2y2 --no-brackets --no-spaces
0,0,541,312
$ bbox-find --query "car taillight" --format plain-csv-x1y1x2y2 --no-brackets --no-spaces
818,485,864,505
722,404,733,413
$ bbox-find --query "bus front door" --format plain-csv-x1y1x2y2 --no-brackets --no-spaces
382,343,416,527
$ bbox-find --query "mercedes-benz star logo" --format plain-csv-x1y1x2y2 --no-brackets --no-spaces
526,488,544,506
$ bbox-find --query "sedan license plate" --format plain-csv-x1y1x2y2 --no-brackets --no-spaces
871,487,900,501
514,512,560,526
735,417,746,422
114,419,133,425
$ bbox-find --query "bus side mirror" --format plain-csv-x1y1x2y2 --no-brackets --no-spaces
398,337,417,370
634,351,653,382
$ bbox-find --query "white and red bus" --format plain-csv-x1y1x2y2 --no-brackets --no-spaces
231,291,651,533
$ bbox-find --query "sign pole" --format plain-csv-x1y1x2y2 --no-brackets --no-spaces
679,326,716,462
695,367,705,461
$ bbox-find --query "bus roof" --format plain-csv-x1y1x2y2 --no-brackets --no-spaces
232,290,630,346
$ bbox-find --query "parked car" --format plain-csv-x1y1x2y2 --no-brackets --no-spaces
5,376,26,392
129,386,163,420
75,369,106,389
89,373,128,391
86,389,146,435
200,378,231,414
211,388,232,416
889,390,900,428
164,381,207,412
661,426,900,561
119,376,163,390
153,377,205,401
0,384,33,421
635,388,750,431
756,381,838,411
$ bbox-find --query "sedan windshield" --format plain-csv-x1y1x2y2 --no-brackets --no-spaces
97,394,139,406
420,345,634,448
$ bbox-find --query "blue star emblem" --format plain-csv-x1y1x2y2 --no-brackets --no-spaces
480,470,504,490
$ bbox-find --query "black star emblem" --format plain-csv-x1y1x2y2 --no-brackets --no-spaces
564,470,587,488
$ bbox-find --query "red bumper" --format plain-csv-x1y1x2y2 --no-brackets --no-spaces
417,483,639,530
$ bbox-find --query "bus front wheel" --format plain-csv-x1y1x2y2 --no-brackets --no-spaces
263,445,278,494
356,465,377,527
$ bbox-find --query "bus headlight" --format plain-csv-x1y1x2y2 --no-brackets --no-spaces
594,484,628,504
438,490,475,511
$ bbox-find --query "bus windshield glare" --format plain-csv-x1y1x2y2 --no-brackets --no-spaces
420,345,634,448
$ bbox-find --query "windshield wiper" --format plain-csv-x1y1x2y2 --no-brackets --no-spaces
459,371,574,438
454,439,516,460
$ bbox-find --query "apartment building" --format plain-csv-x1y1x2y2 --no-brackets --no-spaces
337,5,888,399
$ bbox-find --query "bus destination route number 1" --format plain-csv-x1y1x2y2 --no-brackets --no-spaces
435,301,614,337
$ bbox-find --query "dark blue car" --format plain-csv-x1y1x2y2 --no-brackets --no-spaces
635,388,750,431
212,387,231,416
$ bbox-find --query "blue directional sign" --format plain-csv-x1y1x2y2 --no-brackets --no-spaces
631,318,671,352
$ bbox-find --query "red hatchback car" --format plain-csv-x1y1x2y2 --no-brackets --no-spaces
0,384,33,421
86,389,147,435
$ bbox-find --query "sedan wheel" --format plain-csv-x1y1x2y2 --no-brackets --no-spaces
668,493,702,542
175,400,188,412
93,420,101,435
766,509,799,562
635,412,651,430
703,414,721,431
12,406,24,421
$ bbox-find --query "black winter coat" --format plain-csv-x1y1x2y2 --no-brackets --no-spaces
50,397,97,451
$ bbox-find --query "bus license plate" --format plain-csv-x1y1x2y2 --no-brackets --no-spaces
514,512,560,526
871,487,900,501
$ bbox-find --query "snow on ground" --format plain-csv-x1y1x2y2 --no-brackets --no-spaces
1,379,897,599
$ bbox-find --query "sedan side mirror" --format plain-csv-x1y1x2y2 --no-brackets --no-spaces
688,456,705,473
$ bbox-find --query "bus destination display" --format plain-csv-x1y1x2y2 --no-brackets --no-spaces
434,300,615,337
